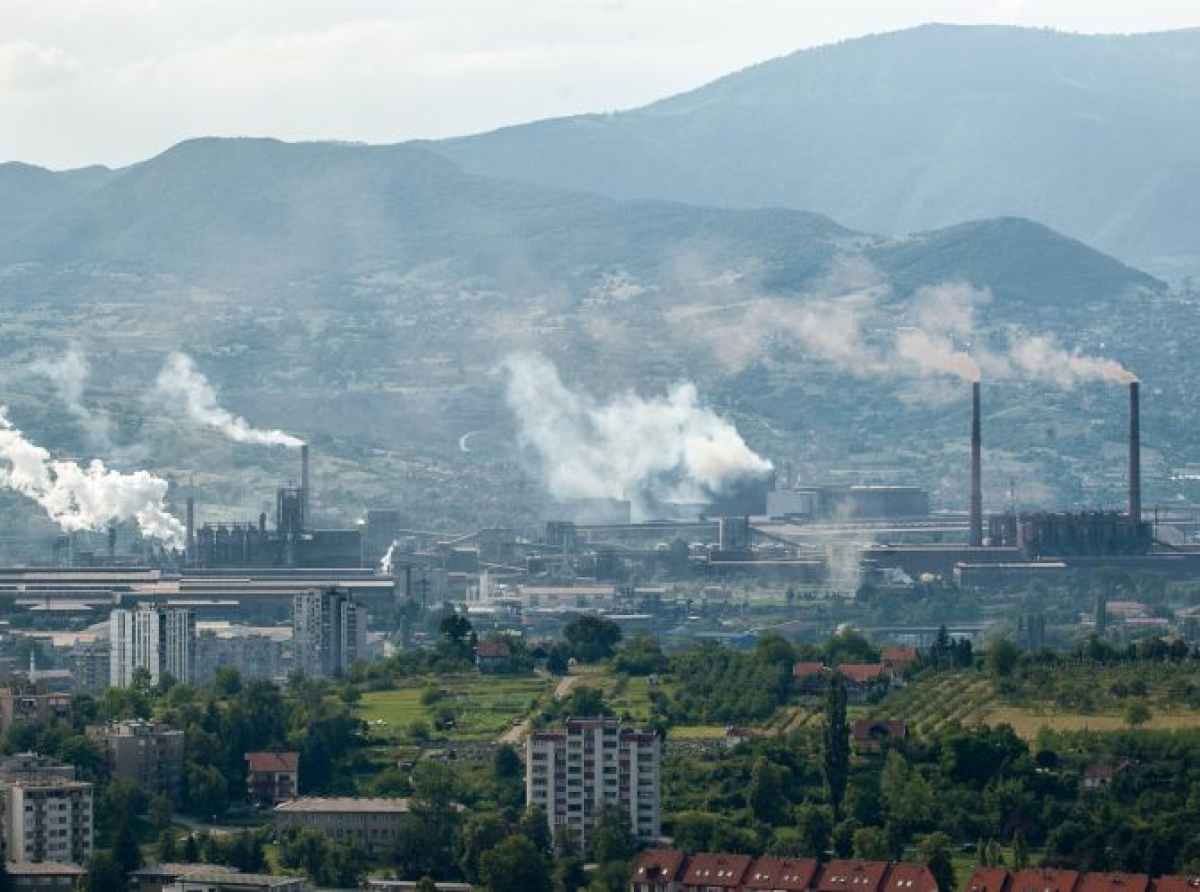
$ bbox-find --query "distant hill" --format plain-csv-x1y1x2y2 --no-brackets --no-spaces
0,137,1183,541
437,24,1200,280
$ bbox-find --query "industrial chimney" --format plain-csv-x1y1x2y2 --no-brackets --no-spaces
300,443,310,531
969,381,983,547
1129,380,1141,522
186,496,195,565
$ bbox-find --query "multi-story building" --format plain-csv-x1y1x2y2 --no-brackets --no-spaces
273,797,409,855
245,752,299,807
88,720,185,805
0,753,93,865
0,685,72,736
69,641,111,694
526,717,660,850
110,604,195,687
195,629,285,684
291,588,366,678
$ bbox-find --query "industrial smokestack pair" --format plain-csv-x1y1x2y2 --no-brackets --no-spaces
968,380,1142,540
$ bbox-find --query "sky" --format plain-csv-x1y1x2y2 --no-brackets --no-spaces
2,0,1199,169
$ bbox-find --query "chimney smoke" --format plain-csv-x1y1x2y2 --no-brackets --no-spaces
1129,380,1141,522
970,381,983,547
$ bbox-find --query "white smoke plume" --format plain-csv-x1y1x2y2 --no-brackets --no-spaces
1008,334,1137,387
155,353,303,447
32,346,115,449
0,407,184,547
502,353,772,516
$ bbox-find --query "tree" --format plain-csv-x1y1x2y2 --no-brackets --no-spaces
1126,702,1152,727
113,819,144,876
183,833,199,862
493,743,522,780
823,673,850,820
563,615,623,663
590,802,636,864
748,756,787,825
186,762,229,818
554,854,588,892
415,880,438,892
458,814,509,882
519,804,554,860
0,860,11,892
157,829,178,863
79,854,125,892
479,835,553,892
919,832,957,892
988,638,1021,679
853,826,892,860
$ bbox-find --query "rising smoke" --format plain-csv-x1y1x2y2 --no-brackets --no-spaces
155,353,304,447
0,407,184,547
502,353,772,517
32,345,115,449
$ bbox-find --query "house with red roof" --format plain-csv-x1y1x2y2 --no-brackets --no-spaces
793,662,831,695
245,751,299,806
968,867,1013,892
852,719,908,755
1078,874,1150,892
631,850,687,892
680,853,754,891
815,859,892,892
883,864,938,892
742,857,819,891
881,646,918,672
1151,876,1200,892
474,641,512,673
1011,868,1081,892
835,664,891,702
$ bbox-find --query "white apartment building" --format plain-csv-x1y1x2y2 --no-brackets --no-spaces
0,753,93,865
292,588,366,678
110,604,196,687
526,717,660,850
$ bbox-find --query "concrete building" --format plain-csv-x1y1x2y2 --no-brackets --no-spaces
110,604,195,687
0,686,72,736
245,752,299,807
291,588,366,678
195,628,285,684
0,753,93,865
5,861,86,891
69,640,110,694
273,797,410,855
89,719,185,805
527,718,660,850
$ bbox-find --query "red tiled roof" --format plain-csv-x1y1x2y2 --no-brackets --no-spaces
1152,877,1200,892
475,641,511,659
631,849,687,885
968,867,1013,892
837,664,887,683
816,859,892,892
884,863,939,892
245,751,299,773
852,719,908,743
682,853,753,888
881,646,918,665
1011,868,1081,892
744,857,819,891
793,662,829,678
1078,874,1150,892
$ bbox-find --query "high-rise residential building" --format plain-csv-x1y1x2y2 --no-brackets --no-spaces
88,720,185,805
291,588,366,678
526,717,660,850
0,753,93,865
109,604,195,687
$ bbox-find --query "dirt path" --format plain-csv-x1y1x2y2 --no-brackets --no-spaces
497,674,581,744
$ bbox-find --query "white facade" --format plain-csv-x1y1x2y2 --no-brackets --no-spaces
292,588,366,678
109,604,195,687
526,718,660,850
0,755,93,865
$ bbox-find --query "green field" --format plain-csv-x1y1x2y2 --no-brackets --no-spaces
360,675,556,742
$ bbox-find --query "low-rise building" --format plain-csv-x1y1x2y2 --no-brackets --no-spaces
852,720,908,755
245,752,299,807
0,753,93,865
6,861,86,891
273,797,410,855
474,641,512,673
130,862,239,892
89,719,185,805
0,685,72,735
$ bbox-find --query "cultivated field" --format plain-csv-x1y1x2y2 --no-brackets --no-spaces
359,675,556,742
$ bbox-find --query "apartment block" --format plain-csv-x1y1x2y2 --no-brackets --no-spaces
291,588,366,679
110,604,196,687
527,717,660,850
88,719,185,805
0,753,93,865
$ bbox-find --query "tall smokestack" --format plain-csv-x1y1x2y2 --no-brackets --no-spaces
1129,380,1141,522
300,444,310,530
969,381,983,547
186,496,195,565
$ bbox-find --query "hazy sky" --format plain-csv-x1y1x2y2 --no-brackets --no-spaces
3,0,1198,169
